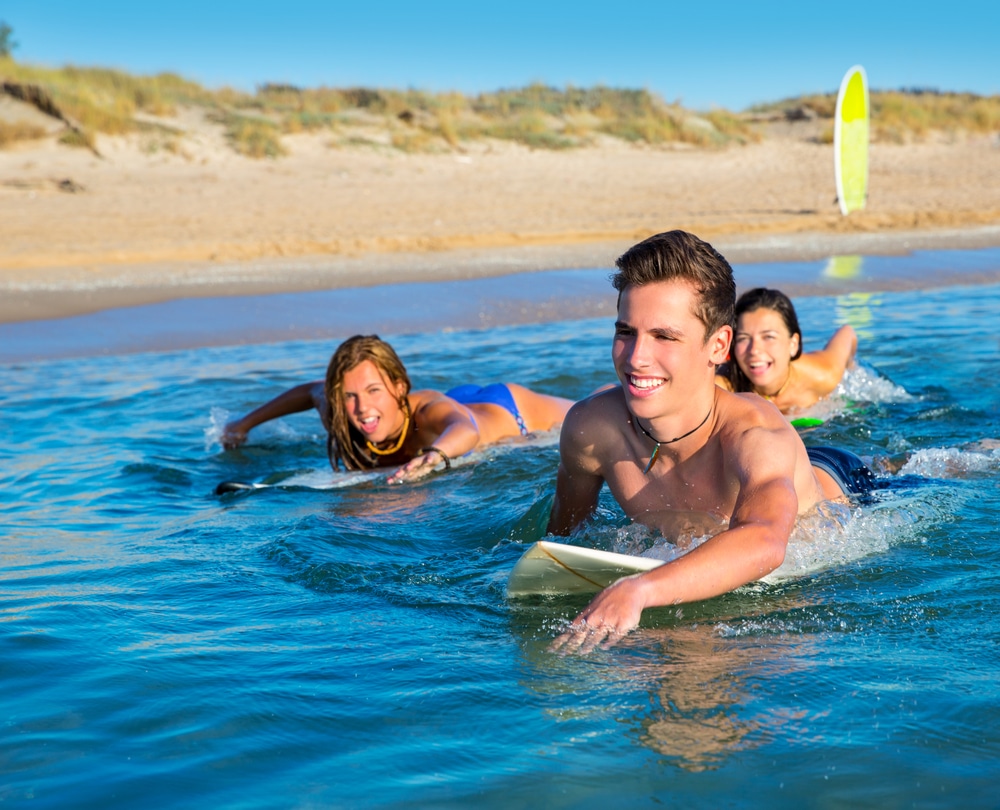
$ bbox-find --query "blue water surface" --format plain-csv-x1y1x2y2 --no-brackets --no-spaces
2,260,1000,808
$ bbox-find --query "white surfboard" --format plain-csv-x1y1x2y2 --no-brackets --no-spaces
506,540,665,597
215,468,383,494
215,432,560,495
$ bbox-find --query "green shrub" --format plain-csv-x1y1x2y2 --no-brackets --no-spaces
57,128,96,150
213,111,286,158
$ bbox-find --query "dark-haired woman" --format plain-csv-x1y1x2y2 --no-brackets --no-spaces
716,288,857,413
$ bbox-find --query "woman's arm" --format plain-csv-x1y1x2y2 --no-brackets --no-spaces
221,381,325,449
803,325,857,396
386,395,482,483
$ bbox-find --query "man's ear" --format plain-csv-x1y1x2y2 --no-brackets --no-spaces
790,333,801,357
708,325,732,365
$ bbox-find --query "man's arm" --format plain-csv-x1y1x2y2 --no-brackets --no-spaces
552,421,800,652
546,400,605,535
221,381,325,449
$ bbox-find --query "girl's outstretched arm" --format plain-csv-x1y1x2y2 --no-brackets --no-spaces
221,381,325,448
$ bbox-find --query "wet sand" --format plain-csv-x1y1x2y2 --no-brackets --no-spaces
5,238,1000,363
2,116,1000,360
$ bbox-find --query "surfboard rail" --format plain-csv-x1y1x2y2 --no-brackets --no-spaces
506,540,664,597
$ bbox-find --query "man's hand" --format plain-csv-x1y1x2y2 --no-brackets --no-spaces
549,575,648,654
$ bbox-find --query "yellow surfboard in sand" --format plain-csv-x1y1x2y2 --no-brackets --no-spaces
834,65,869,215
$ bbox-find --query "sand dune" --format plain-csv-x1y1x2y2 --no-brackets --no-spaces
2,105,1000,323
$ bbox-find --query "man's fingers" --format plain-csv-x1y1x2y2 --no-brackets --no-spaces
549,621,627,654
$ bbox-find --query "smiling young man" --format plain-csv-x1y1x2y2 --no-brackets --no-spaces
547,231,873,652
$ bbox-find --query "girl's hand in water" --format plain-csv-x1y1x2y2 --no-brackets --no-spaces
221,422,248,450
386,448,449,485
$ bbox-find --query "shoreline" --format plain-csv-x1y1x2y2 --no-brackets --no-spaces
4,229,1000,363
4,224,1000,326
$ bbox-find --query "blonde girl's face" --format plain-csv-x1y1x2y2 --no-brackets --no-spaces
732,308,800,391
341,360,408,442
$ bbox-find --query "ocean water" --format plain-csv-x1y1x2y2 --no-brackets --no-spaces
3,259,1000,808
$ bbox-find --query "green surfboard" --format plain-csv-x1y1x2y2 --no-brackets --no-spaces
834,65,869,215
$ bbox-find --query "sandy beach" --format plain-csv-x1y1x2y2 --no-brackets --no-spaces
3,107,1000,327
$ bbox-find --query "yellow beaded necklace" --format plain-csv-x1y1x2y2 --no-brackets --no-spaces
365,405,411,456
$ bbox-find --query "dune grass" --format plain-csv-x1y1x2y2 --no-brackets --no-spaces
3,57,997,157
752,88,1000,143
1,59,208,133
0,117,46,147
871,90,1000,142
208,110,287,158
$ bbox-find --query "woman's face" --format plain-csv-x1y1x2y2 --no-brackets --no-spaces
341,360,408,441
732,307,800,392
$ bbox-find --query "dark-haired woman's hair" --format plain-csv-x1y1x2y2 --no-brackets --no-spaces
727,288,803,393
324,335,411,470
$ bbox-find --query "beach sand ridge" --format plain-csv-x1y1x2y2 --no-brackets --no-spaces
2,108,1000,323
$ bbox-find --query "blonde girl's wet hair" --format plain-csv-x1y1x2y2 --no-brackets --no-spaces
324,335,412,471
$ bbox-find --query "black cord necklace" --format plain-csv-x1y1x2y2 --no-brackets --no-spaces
634,406,713,474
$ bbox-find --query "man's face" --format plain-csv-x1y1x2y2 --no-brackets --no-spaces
612,279,730,419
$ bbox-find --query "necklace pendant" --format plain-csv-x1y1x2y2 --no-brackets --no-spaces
643,443,660,475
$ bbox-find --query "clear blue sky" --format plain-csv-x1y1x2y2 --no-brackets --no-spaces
3,1,997,111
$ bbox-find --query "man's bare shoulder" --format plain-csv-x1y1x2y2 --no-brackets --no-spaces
560,386,631,464
713,388,814,496
712,388,798,457
565,385,629,428
715,388,785,429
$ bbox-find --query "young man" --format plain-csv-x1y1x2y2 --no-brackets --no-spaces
547,231,873,652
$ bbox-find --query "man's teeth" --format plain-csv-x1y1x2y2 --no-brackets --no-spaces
630,376,664,389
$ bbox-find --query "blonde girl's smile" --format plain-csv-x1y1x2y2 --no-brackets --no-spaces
341,360,407,443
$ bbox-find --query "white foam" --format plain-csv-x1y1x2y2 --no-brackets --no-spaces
784,365,913,424
204,406,319,451
204,406,231,450
837,364,913,405
899,445,1000,478
574,487,942,588
764,501,880,582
